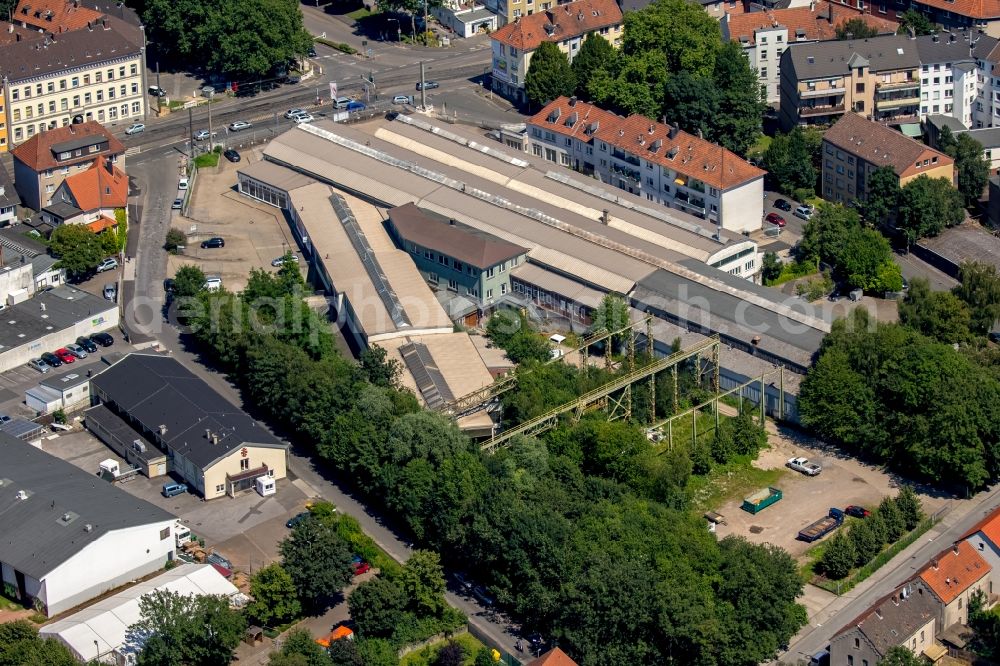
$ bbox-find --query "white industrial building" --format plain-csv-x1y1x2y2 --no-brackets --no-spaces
39,563,242,664
0,433,176,617
26,371,93,415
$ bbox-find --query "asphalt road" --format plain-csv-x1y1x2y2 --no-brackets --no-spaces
779,484,1000,663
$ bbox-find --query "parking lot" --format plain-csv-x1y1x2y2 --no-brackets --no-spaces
167,150,304,293
713,422,950,559
39,428,311,571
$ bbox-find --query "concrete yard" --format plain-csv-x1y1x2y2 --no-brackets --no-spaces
713,421,950,559
168,149,303,293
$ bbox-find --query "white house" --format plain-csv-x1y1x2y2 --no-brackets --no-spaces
26,371,92,415
0,432,176,616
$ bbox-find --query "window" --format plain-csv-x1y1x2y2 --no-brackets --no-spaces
10,90,17,101
240,458,250,471
486,289,493,299
438,253,446,265
60,78,67,90
108,87,116,100
23,86,30,99
160,527,170,540
216,484,225,493
761,68,767,78
848,656,854,666
760,50,768,60
72,95,80,108
959,597,963,609
499,261,507,273
95,71,102,82
106,68,114,80
131,83,138,95
855,638,860,649
130,63,137,76
119,66,126,78
501,283,508,295
96,90,103,102
448,278,458,291
486,267,495,278
84,93,92,104
131,101,140,114
47,82,54,93
71,76,79,88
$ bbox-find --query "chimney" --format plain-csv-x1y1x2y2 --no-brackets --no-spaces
449,218,456,225
932,559,939,570
205,428,212,440
569,96,577,106
668,124,679,139
159,424,167,435
211,434,219,445
84,523,93,532
953,543,961,555
809,0,815,9
102,17,108,29
601,209,610,224
648,124,655,135
874,608,883,619
946,577,952,585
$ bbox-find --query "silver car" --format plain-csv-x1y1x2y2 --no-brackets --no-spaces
28,358,50,373
228,120,252,132
65,343,88,359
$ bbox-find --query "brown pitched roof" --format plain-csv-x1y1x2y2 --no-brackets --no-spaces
11,121,125,173
14,0,104,33
823,113,954,179
491,0,622,50
834,580,939,656
913,0,1000,19
387,202,528,269
529,97,764,191
63,160,127,211
919,541,991,605
0,20,46,46
724,1,897,46
528,648,578,666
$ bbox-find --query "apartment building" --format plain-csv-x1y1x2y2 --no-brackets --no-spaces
722,1,897,103
490,0,622,103
528,96,766,234
11,120,125,210
779,34,922,129
821,112,954,204
0,14,145,151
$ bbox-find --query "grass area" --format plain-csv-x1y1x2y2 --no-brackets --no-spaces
194,150,220,169
748,134,772,159
333,513,404,578
167,99,186,110
400,633,485,666
688,457,786,514
654,409,719,454
813,516,937,594
0,595,24,612
345,6,373,19
314,37,358,54
765,259,820,287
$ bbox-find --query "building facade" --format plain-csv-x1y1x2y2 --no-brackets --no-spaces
0,13,144,152
821,112,954,204
722,2,898,103
0,162,18,225
919,541,993,629
527,96,767,238
490,0,622,103
10,120,124,210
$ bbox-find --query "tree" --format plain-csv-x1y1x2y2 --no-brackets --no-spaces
943,132,991,206
896,175,965,244
836,17,880,39
280,518,354,610
954,261,1000,335
49,224,106,279
895,486,923,530
591,294,630,351
730,411,767,456
761,252,783,284
172,265,207,298
838,226,901,291
268,629,334,666
877,495,907,542
969,590,1000,659
860,165,900,225
897,9,937,36
571,34,616,99
709,41,767,156
348,577,408,638
355,639,398,666
662,72,716,141
473,648,496,666
485,310,520,349
881,646,925,666
764,128,817,196
435,641,467,666
356,345,402,388
524,42,576,109
127,589,246,666
819,532,856,580
848,520,884,566
327,639,364,666
898,278,972,343
399,550,447,616
246,563,301,627
0,620,77,666
165,228,187,252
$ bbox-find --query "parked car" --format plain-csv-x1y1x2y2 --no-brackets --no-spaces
271,254,299,267
472,585,495,606
201,237,225,248
162,482,188,497
228,120,252,132
345,101,365,112
786,456,822,476
773,198,792,211
148,85,167,97
845,505,871,519
284,108,307,119
28,358,50,373
172,198,183,210
292,112,315,123
124,123,145,135
416,80,439,91
353,561,371,576
76,336,98,353
193,130,216,141
90,332,115,347
206,552,232,570
54,348,76,364
103,283,118,301
334,96,352,109
40,352,63,367
223,149,241,163
452,572,474,593
65,343,88,359
285,511,310,528
96,257,119,272
393,95,412,105
765,212,786,227
794,205,813,221
203,276,222,291
178,177,189,190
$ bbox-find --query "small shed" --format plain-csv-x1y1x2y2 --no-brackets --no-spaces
255,475,276,496
244,626,264,645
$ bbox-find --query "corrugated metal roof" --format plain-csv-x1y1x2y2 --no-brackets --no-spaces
527,247,639,293
238,159,316,192
511,262,607,308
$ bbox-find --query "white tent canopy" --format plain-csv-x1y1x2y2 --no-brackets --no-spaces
40,563,240,663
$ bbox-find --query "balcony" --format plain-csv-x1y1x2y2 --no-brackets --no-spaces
801,86,845,98
800,103,846,117
876,79,918,91
611,149,640,167
876,94,920,109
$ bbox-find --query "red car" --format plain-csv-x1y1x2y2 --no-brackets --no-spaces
765,212,786,227
845,505,871,519
54,348,76,364
353,561,371,576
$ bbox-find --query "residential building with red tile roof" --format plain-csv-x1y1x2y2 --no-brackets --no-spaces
527,647,578,666
821,112,954,204
527,96,767,235
0,20,46,47
11,120,125,210
13,0,105,33
919,541,992,629
963,506,1000,606
721,2,898,102
38,157,127,229
490,0,622,103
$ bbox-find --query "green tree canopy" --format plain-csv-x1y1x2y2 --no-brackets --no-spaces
799,203,900,291
818,532,856,579
764,127,817,196
860,165,901,225
348,576,408,638
954,261,1000,335
268,628,334,666
761,252,783,284
570,34,616,99
706,40,767,156
896,175,965,245
398,550,447,616
897,9,937,36
524,42,576,109
837,17,880,39
941,132,991,206
881,645,926,666
49,224,106,279
0,621,77,666
128,590,246,666
280,517,354,610
172,265,207,299
246,563,301,627
898,277,972,343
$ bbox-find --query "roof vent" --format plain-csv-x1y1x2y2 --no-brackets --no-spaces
618,128,625,136
568,96,577,106
875,608,883,619
667,146,678,159
15,490,28,500
158,424,167,435
544,23,556,35
84,524,93,532
647,124,655,135
668,125,679,139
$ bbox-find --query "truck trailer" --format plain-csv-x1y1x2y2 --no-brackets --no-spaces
797,508,845,542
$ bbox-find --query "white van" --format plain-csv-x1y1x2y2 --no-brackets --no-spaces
174,521,192,548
